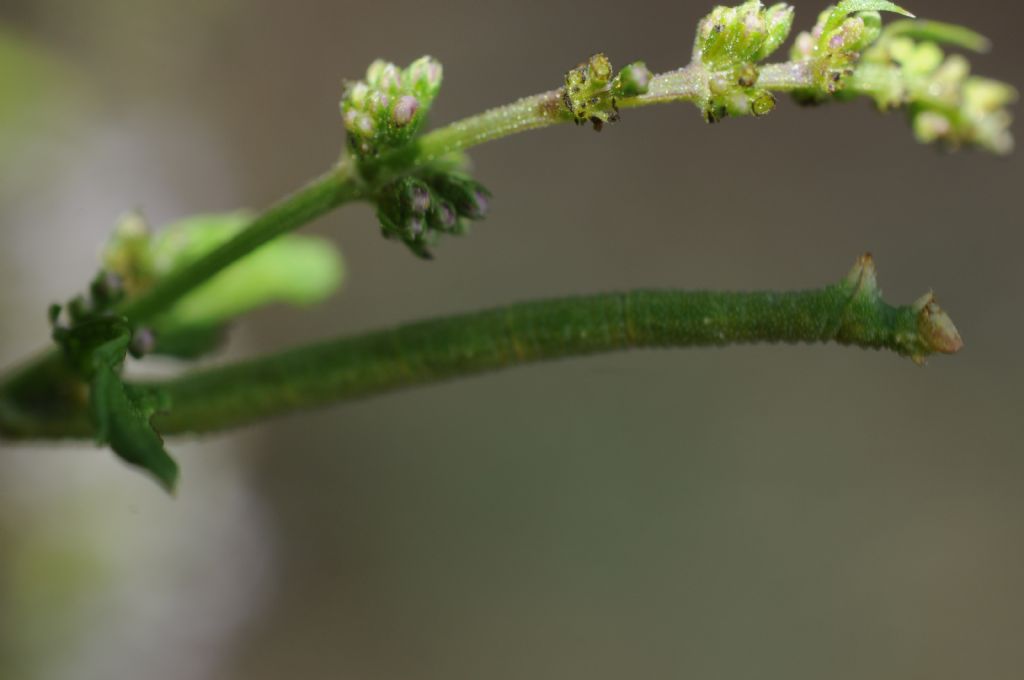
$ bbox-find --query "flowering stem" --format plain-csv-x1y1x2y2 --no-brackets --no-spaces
0,256,961,440
92,54,972,327
409,63,728,163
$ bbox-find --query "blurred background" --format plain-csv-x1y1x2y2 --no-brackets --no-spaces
1,0,1021,678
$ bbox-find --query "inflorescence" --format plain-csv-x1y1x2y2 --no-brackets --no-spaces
338,1,1014,259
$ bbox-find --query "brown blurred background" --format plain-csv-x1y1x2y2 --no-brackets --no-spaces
1,1,1022,678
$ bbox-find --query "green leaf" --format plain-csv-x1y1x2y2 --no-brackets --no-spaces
825,0,913,34
881,19,990,52
155,213,342,327
88,327,178,493
834,0,913,17
102,211,344,352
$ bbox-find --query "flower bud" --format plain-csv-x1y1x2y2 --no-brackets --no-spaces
368,91,389,114
932,54,969,88
963,77,1017,113
355,114,374,136
427,199,459,233
562,54,627,129
790,31,815,60
392,95,420,126
89,270,124,308
406,56,443,92
961,77,1016,154
430,173,491,219
588,54,613,87
852,11,882,51
903,41,944,76
611,61,652,97
341,56,445,157
791,3,910,97
374,170,491,258
736,63,759,88
754,3,795,60
690,2,794,122
750,91,776,116
912,110,951,144
102,212,154,296
406,216,424,237
407,180,431,215
823,16,865,53
348,82,369,106
366,60,400,91
696,1,793,68
129,327,156,358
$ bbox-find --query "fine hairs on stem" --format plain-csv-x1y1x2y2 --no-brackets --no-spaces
0,0,1013,492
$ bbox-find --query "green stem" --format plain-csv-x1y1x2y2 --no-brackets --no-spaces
117,161,364,325
757,61,816,91
407,58,921,162
412,91,569,163
0,256,962,439
408,64,713,162
410,64,710,164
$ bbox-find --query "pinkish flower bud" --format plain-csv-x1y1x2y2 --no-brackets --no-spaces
392,95,420,126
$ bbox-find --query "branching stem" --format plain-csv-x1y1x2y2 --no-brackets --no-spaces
102,58,913,327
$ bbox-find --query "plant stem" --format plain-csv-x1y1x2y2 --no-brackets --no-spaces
117,161,364,325
411,92,569,163
756,61,815,91
407,64,714,162
409,58,921,162
409,64,711,163
0,256,962,439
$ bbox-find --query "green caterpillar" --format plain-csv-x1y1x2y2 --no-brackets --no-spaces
142,256,960,435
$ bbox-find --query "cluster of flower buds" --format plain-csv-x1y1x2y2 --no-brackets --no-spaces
340,56,443,157
858,25,1017,154
49,272,159,363
46,213,159,360
102,211,156,295
375,171,490,258
49,215,145,332
692,1,794,121
563,54,653,130
49,269,124,329
789,1,909,95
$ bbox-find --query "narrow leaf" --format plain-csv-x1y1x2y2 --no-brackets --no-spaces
825,0,914,34
835,0,914,17
882,19,990,52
